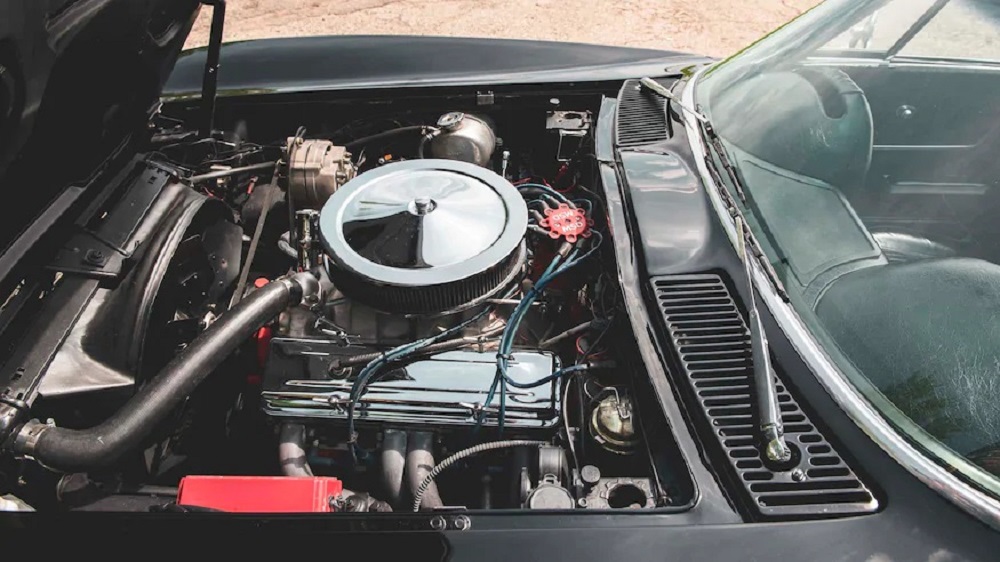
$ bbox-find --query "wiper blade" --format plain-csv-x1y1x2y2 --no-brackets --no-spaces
699,121,747,203
736,215,792,466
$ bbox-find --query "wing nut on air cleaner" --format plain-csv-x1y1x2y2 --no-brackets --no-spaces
538,203,593,243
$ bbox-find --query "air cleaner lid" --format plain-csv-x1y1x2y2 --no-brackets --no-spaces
320,159,527,288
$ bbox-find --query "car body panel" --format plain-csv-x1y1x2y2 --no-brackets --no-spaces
163,35,711,99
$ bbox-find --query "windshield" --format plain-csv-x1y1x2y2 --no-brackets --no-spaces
696,0,1000,496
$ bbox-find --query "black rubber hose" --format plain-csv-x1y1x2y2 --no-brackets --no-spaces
416,134,430,159
344,125,428,150
11,272,319,473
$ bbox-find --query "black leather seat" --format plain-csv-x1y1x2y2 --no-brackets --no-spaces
816,257,1000,458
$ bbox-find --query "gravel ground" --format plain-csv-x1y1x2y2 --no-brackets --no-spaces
185,0,821,58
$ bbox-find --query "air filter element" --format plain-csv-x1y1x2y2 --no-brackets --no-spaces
319,159,527,314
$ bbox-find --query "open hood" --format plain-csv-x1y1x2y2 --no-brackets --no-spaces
0,0,199,257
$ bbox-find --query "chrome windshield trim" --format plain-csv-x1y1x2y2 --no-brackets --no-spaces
682,66,1000,531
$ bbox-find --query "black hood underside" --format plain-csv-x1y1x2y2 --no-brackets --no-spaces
0,0,198,263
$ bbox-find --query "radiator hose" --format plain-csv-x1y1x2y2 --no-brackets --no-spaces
10,272,319,473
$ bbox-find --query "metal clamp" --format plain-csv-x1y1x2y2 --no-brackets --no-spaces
11,419,49,458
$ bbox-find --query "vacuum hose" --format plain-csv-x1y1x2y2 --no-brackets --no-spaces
11,272,319,473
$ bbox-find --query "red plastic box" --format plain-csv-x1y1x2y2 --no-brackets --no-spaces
177,475,343,513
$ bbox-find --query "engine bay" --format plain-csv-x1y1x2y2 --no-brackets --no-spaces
0,87,691,514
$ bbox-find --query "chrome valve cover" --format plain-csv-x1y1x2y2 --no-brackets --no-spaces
262,343,560,432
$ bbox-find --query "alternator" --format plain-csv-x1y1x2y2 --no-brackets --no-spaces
286,138,356,209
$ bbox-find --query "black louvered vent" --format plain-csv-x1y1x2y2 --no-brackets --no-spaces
616,79,668,147
652,274,878,518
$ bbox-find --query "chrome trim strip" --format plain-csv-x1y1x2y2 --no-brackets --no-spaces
682,67,1000,530
874,144,972,151
804,55,1000,72
889,182,987,196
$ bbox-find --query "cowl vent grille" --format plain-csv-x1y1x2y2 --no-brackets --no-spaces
651,274,878,518
616,79,668,147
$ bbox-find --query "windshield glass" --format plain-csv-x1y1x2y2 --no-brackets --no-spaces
696,0,1000,496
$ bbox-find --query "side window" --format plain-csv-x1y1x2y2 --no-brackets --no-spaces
815,0,1000,60
898,1,1000,62
819,0,937,53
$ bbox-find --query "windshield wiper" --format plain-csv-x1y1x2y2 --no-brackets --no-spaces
639,77,788,300
639,77,791,465
736,215,792,464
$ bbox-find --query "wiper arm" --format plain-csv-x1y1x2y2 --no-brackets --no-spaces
639,77,788,300
640,77,791,464
736,215,791,465
639,77,746,202
639,77,706,123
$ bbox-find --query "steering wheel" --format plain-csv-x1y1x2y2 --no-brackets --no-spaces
709,65,874,191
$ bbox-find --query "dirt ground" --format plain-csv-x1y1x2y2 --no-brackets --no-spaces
186,0,821,58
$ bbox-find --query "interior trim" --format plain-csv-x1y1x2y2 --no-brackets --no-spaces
889,182,988,195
